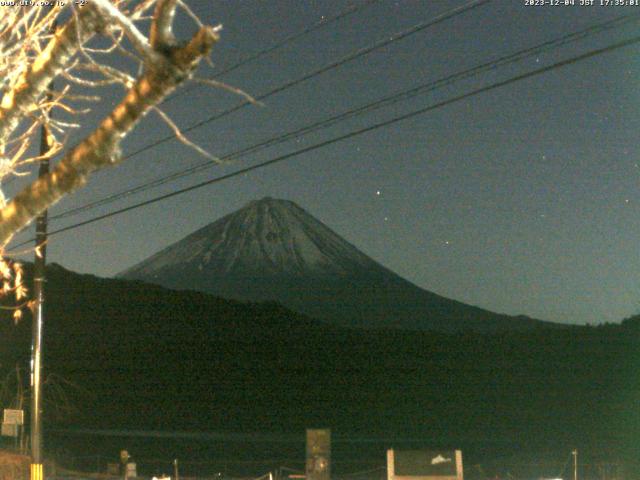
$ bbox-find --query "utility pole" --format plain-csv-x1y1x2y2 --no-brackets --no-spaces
572,449,578,480
120,450,130,480
30,117,49,480
306,429,331,480
30,71,54,480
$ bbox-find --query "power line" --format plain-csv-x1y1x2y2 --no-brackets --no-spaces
3,0,484,194
204,1,382,75
121,0,492,161
44,0,493,221
161,0,383,106
216,0,383,77
0,0,382,192
12,33,640,249
50,12,640,221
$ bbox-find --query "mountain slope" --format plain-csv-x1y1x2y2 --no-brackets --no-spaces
119,197,549,332
0,264,635,474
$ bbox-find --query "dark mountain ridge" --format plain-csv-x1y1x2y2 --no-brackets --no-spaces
0,263,637,476
119,197,552,332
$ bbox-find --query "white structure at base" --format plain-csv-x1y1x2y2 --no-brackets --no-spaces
387,449,463,480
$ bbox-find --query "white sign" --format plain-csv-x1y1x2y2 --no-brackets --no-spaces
126,462,137,478
3,409,23,425
1,423,18,437
387,449,464,480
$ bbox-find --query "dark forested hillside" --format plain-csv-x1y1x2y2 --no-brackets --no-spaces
120,197,551,333
0,264,638,474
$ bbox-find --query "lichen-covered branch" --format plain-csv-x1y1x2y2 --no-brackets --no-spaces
91,0,159,64
0,4,220,246
0,7,103,148
150,0,179,48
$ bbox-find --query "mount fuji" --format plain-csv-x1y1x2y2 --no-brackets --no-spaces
119,197,548,332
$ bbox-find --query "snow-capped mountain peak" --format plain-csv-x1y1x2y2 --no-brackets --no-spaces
120,197,377,279
120,197,549,332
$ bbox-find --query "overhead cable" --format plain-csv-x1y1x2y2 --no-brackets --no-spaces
51,12,640,221
12,33,640,248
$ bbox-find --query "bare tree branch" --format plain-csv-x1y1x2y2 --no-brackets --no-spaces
0,13,220,245
152,106,221,163
91,0,159,64
151,0,179,48
0,7,103,147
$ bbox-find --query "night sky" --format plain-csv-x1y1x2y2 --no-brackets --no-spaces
7,0,640,325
